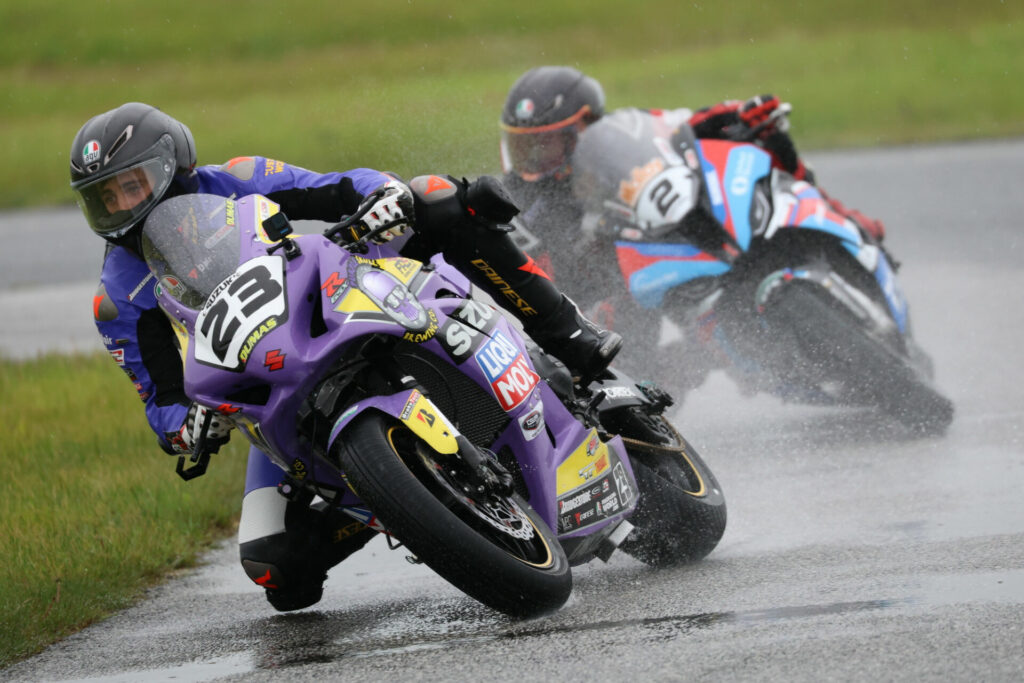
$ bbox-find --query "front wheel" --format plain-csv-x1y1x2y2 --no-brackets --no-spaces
615,412,727,566
336,412,572,617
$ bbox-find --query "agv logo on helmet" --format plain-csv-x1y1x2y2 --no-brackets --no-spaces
83,140,101,165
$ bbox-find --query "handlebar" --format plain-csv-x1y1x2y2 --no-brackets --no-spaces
734,102,792,142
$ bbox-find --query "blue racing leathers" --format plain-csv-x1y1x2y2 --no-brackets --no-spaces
93,156,390,455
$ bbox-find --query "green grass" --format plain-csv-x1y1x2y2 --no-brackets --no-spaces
2,0,1024,668
1,0,1022,208
0,353,248,666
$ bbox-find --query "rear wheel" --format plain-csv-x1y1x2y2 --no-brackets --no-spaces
614,411,727,566
336,412,572,617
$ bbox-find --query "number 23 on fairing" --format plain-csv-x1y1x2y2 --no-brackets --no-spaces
194,255,288,371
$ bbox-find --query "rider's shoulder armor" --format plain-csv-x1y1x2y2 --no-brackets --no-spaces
218,156,257,181
93,282,119,321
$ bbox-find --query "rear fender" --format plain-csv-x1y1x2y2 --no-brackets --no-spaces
327,388,459,456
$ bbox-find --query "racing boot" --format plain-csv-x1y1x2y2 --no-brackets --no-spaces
239,491,378,612
523,294,623,380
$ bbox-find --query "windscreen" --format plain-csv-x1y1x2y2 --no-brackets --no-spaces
571,109,699,233
141,194,242,309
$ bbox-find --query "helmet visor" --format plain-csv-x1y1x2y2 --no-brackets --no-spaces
500,126,579,181
73,139,176,238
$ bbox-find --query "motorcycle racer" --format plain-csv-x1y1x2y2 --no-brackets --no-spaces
498,66,887,391
70,101,622,611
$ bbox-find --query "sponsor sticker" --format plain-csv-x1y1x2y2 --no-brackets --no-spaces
518,405,545,441
474,331,539,411
602,386,637,400
400,390,421,420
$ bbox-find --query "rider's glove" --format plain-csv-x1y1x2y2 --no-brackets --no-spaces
165,403,232,455
362,180,415,243
738,94,781,131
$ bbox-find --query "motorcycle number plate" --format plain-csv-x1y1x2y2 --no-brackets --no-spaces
194,255,288,371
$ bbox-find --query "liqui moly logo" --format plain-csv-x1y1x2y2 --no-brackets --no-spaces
475,331,539,411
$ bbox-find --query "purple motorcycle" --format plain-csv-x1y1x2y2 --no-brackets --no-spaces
141,179,725,617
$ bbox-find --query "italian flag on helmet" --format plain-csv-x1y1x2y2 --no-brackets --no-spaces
83,140,100,164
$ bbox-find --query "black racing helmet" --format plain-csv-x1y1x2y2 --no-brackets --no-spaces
500,66,605,182
70,102,196,241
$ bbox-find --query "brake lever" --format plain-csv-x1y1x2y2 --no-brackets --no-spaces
176,407,213,481
323,188,389,246
341,217,410,254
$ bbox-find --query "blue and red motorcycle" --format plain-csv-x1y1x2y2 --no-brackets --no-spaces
140,181,726,617
568,106,953,433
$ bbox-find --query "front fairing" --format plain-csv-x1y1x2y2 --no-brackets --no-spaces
572,115,773,308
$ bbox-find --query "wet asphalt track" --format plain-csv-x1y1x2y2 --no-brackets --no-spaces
2,139,1024,682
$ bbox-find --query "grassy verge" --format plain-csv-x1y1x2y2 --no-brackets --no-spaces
2,0,1022,208
2,0,1023,668
0,353,248,666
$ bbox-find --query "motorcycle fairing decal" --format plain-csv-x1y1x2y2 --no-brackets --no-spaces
518,401,546,441
438,317,484,363
693,140,734,232
556,460,635,534
251,196,284,245
351,254,422,285
451,297,499,334
332,259,438,339
771,182,862,245
847,244,908,333
630,165,700,233
720,145,772,250
326,389,460,456
339,506,388,533
618,157,665,206
615,241,730,309
474,331,540,411
432,297,499,364
555,428,612,495
398,389,460,455
194,255,288,372
695,141,773,248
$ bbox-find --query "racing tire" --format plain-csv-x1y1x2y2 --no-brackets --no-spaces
616,414,727,566
765,282,954,435
336,412,572,617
